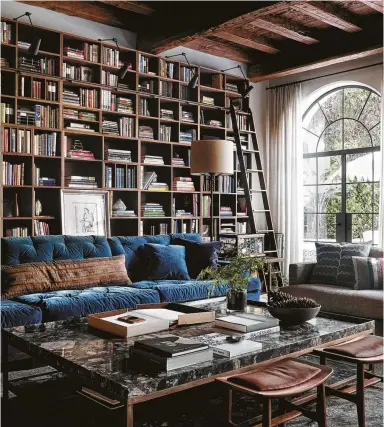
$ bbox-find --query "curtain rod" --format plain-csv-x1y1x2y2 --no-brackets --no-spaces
265,62,383,91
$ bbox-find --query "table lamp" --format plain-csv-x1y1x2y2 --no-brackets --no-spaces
191,139,234,241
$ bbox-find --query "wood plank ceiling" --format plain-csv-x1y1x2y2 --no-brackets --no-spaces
18,1,383,82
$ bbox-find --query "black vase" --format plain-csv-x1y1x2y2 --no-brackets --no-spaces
227,290,247,311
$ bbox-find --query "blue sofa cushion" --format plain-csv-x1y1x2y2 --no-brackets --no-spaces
173,238,221,279
127,280,158,289
108,235,171,281
247,277,261,293
154,280,229,302
1,299,42,328
141,244,191,281
170,233,201,244
2,235,112,265
14,286,160,322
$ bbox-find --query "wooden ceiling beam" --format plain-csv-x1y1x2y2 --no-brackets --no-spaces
249,17,319,44
18,1,125,28
98,1,154,15
249,47,383,82
357,0,384,13
290,2,362,32
184,36,253,64
208,30,279,54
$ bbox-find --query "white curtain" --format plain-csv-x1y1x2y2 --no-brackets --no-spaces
379,81,384,247
266,84,303,277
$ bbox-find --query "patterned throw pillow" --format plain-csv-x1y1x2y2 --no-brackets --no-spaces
352,257,384,290
2,255,130,299
310,243,371,288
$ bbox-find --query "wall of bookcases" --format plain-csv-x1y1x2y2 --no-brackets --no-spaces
1,17,260,239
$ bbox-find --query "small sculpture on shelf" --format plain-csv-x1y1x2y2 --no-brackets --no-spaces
112,199,136,218
112,199,126,212
35,199,43,216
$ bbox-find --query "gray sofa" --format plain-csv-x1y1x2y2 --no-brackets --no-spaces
285,248,383,335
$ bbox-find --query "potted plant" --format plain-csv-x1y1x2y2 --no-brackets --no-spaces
198,252,266,311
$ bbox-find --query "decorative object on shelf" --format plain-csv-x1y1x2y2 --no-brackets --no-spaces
191,139,233,241
112,198,126,212
98,37,131,79
14,193,20,217
267,291,320,325
221,65,253,98
164,53,198,89
61,189,110,236
13,12,41,56
238,234,265,255
35,199,43,216
198,252,266,311
3,198,13,217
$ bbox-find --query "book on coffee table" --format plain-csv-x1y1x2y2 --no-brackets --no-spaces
215,313,279,333
212,339,262,358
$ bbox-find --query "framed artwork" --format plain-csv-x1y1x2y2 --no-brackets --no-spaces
61,190,110,236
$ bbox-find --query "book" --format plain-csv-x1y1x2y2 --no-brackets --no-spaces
130,346,213,371
134,334,209,358
215,314,279,333
212,339,262,358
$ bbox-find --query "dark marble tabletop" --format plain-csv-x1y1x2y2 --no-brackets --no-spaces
4,298,374,401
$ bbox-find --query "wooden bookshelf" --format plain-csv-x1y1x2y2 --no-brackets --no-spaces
1,17,257,239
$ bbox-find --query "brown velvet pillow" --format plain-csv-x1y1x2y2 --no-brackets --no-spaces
1,255,131,299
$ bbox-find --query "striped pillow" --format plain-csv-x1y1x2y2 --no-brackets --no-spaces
352,256,383,290
2,255,131,299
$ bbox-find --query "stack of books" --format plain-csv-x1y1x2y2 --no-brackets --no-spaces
148,181,168,191
63,109,96,121
105,149,131,162
65,176,97,188
141,203,165,217
220,206,233,216
201,95,214,106
181,110,195,123
67,147,95,160
173,177,195,192
63,89,80,105
175,209,193,217
65,122,94,132
2,162,24,185
206,119,222,127
1,57,9,68
35,170,56,187
220,224,236,234
102,120,119,135
139,125,154,140
117,97,134,114
225,82,239,92
160,109,174,120
142,155,164,165
19,56,55,75
16,107,35,125
112,209,136,218
130,335,212,371
159,125,171,141
179,129,196,143
172,156,185,167
64,47,84,60
101,70,118,87
63,64,93,82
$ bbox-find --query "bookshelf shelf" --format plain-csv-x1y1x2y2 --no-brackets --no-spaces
1,16,254,239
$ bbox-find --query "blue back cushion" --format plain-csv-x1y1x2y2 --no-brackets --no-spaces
2,235,112,265
170,233,201,243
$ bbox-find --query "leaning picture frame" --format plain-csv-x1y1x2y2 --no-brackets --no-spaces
61,189,110,236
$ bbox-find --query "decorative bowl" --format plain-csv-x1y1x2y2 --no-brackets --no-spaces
266,305,321,325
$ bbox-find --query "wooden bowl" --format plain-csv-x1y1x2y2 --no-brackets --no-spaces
266,305,321,325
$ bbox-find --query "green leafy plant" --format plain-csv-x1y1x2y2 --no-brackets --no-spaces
198,252,267,293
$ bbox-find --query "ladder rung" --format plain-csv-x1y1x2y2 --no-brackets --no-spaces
257,229,274,232
264,250,278,253
250,189,266,193
246,169,262,173
243,149,259,154
253,210,270,212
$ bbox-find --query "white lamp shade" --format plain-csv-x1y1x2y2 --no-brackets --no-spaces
191,139,234,175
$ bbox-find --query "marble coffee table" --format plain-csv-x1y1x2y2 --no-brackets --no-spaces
2,297,375,427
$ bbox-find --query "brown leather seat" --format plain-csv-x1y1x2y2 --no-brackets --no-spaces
226,358,332,397
325,336,384,359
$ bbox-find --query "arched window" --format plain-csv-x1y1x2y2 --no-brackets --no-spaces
302,85,381,261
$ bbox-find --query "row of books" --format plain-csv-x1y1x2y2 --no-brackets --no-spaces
139,98,151,116
138,80,156,94
35,168,56,187
105,148,132,162
102,117,135,137
101,46,120,67
101,70,118,87
202,195,212,217
5,227,28,237
34,220,50,236
62,63,93,82
139,54,154,74
141,202,165,217
63,109,97,121
102,92,134,113
159,81,174,98
17,105,59,128
64,43,99,62
226,82,239,92
1,21,12,44
1,103,14,123
180,66,194,83
227,113,248,131
105,165,136,189
140,222,169,236
173,219,199,234
19,77,58,101
63,88,99,109
159,59,176,79
173,176,195,192
2,128,31,154
19,56,56,75
173,193,199,217
159,125,172,142
142,155,164,165
65,176,97,188
2,162,25,185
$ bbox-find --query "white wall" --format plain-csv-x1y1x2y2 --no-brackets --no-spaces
0,0,136,48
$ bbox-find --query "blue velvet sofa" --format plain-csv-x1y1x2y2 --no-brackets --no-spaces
1,233,261,328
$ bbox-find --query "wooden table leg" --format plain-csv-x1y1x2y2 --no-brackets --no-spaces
356,363,366,427
262,398,272,427
2,332,9,402
317,383,327,427
125,401,133,427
